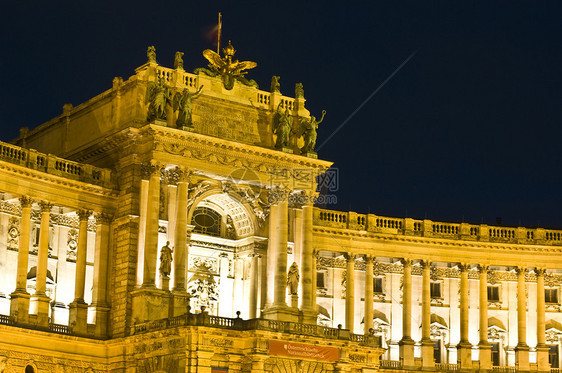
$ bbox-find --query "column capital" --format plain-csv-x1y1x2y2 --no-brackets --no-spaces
141,161,164,179
95,212,113,225
535,268,547,277
77,210,92,221
19,196,33,208
400,258,413,268
477,264,489,273
515,266,527,276
164,166,191,185
457,263,471,272
420,260,431,269
249,253,262,259
363,255,375,264
38,201,53,213
344,253,357,262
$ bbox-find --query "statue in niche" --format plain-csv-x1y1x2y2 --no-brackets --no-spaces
295,82,304,98
287,262,299,295
159,241,173,277
272,103,293,149
147,46,156,63
145,76,171,122
297,110,326,153
173,85,203,128
225,215,236,239
270,76,280,93
174,51,184,70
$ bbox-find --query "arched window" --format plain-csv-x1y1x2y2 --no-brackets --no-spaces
25,365,36,373
191,206,221,237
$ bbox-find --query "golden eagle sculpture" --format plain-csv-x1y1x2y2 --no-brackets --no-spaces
194,41,258,90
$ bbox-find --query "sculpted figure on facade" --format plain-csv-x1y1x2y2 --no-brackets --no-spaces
145,76,171,122
147,46,156,63
173,85,203,128
297,110,326,153
270,76,280,93
295,82,304,98
273,103,293,149
174,51,184,70
159,241,173,277
287,262,299,295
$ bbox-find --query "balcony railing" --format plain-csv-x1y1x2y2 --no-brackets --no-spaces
314,207,562,246
133,312,381,347
435,363,459,372
0,141,113,188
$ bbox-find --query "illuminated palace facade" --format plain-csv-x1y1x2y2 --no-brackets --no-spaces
0,45,561,373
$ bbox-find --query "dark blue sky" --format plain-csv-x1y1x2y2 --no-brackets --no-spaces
1,1,561,227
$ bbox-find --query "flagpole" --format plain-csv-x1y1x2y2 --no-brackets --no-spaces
217,12,222,55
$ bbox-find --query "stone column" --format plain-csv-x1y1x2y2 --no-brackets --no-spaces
457,263,472,371
515,267,530,371
69,210,91,334
536,269,549,372
478,265,492,371
142,163,161,288
364,256,374,335
92,213,111,338
300,202,316,323
31,201,52,327
273,197,288,306
173,173,189,292
232,256,243,316
248,253,260,319
400,259,415,369
10,196,33,323
345,253,356,332
421,260,435,370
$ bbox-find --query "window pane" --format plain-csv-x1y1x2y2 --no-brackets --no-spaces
430,283,441,298
488,286,499,301
317,272,325,288
374,278,383,293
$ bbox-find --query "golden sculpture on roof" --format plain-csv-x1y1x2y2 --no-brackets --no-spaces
195,40,258,90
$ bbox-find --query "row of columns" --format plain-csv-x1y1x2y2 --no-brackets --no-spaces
263,191,316,323
343,258,550,372
9,196,111,337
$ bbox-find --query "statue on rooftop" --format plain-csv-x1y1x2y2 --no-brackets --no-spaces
173,85,203,128
295,83,304,98
145,76,171,122
159,241,173,277
272,103,293,149
147,46,156,63
271,76,280,93
174,51,184,70
194,41,258,90
287,262,299,295
297,110,326,153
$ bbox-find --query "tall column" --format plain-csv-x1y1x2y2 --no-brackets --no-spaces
69,210,91,334
142,163,161,288
345,253,356,332
421,260,435,370
92,213,111,338
10,196,33,323
273,197,288,306
515,267,530,371
400,259,415,368
457,263,472,371
31,201,52,327
232,256,243,315
536,269,549,372
265,203,279,307
364,256,374,335
478,265,492,371
248,253,260,319
301,202,316,323
173,173,189,292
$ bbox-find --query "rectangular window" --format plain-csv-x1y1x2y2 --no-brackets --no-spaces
373,277,383,293
316,272,325,288
430,282,441,298
433,340,441,363
491,342,500,366
546,289,559,304
549,345,559,368
488,286,500,302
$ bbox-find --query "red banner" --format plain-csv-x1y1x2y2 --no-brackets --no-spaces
268,340,339,361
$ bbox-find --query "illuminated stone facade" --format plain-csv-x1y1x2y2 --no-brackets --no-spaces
0,46,561,372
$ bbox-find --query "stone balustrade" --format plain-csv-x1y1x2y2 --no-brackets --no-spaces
0,141,113,188
314,207,562,245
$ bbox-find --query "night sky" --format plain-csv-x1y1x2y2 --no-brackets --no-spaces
1,2,561,228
